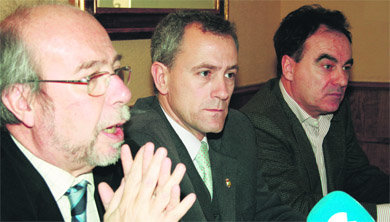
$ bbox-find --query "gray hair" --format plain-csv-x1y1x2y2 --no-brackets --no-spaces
0,8,41,126
151,10,238,69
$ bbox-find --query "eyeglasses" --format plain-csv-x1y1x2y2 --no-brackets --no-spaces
28,66,131,96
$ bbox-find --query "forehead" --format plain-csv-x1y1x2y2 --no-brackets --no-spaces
178,24,237,58
302,26,352,60
23,7,117,77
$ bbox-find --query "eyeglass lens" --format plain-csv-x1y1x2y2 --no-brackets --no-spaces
87,67,131,96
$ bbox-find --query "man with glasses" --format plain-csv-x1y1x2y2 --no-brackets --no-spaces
0,4,195,221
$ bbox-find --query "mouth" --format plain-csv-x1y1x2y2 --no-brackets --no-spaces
102,122,125,140
328,92,344,98
205,108,224,112
104,124,120,134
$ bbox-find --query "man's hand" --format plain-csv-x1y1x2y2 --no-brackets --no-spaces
98,142,196,221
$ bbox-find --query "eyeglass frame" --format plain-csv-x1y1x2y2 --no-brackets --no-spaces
26,66,131,96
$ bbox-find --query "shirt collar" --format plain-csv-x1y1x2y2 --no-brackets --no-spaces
11,135,95,201
161,106,207,161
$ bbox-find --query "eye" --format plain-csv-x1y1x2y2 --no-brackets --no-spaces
343,65,352,71
88,72,108,81
200,70,210,77
225,72,236,79
323,64,334,70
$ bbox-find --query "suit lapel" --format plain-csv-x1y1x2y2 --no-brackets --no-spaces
273,82,323,193
208,138,238,221
1,132,64,220
150,99,210,221
174,137,213,220
323,111,345,192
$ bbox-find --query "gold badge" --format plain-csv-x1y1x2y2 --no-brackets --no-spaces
225,178,231,188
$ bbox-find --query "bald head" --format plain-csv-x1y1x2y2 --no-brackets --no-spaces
0,4,118,126
1,4,102,37
1,4,111,71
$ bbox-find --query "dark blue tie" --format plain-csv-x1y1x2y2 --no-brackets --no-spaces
65,180,88,222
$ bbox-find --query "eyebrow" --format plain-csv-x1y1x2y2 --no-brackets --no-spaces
315,53,354,66
75,54,123,73
315,54,338,63
345,58,354,66
190,63,239,72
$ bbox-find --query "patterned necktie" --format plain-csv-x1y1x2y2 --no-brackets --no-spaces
65,180,88,222
194,141,213,199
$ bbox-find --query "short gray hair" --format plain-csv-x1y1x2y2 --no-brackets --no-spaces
0,20,41,126
151,10,238,69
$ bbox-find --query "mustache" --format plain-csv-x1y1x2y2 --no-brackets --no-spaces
121,105,131,121
327,87,345,94
97,105,131,131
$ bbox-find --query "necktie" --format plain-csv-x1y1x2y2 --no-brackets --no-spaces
65,180,88,222
195,141,213,199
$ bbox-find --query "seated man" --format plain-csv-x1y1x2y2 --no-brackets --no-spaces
125,10,304,221
240,4,389,219
0,4,195,221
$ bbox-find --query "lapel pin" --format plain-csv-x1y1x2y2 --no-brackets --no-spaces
225,178,231,188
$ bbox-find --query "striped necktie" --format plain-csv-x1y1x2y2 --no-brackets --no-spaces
195,141,213,199
65,180,88,222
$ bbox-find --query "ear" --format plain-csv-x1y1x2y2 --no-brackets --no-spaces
1,84,35,127
151,61,169,95
281,55,296,81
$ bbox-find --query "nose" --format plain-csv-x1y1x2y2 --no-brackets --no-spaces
211,77,230,101
333,68,349,88
106,75,132,105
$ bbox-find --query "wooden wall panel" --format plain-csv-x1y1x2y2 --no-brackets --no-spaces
347,82,389,174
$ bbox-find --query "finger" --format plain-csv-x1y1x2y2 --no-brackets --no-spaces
142,142,155,176
161,163,187,195
166,192,196,221
121,144,133,176
168,163,187,186
120,145,146,205
98,180,125,215
150,157,173,213
157,157,172,189
165,183,181,212
98,182,114,210
153,163,186,211
137,147,168,202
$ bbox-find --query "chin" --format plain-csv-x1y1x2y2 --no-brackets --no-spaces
321,106,340,115
87,142,122,167
204,124,225,134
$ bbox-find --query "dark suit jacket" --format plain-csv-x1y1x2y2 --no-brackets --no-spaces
240,78,389,218
0,130,123,221
124,96,304,221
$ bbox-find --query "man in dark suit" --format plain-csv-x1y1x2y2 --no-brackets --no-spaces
0,4,195,221
125,10,304,221
240,4,389,219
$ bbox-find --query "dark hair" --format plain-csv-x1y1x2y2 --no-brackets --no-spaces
151,10,238,68
273,4,351,78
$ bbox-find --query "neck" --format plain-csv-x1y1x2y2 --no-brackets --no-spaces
6,124,94,177
158,94,206,141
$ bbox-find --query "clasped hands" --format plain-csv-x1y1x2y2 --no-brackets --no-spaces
99,142,196,221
